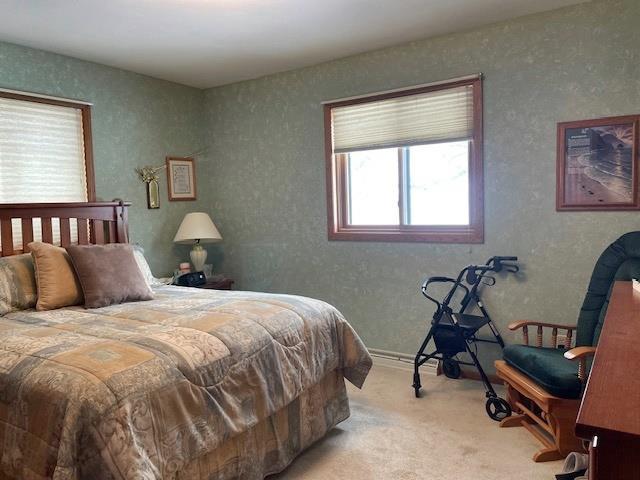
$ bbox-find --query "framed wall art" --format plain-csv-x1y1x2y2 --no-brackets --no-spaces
556,115,639,211
166,156,196,201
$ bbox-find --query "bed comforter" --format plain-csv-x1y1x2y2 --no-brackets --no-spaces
0,286,371,480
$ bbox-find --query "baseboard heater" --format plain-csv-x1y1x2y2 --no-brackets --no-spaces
368,348,439,376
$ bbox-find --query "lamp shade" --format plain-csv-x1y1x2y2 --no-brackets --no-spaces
173,212,222,244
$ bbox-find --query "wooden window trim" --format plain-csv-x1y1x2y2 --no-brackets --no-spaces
0,90,96,202
324,77,484,243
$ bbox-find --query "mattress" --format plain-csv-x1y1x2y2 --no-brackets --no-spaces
0,286,372,480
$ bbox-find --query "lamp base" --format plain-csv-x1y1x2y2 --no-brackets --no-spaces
190,244,207,272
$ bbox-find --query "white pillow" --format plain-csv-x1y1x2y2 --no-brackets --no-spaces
132,245,164,287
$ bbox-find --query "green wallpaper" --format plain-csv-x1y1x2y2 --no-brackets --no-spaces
0,41,206,275
1,0,638,367
202,0,640,363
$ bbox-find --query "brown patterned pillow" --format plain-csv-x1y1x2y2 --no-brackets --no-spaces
66,244,154,308
0,254,37,315
29,242,83,311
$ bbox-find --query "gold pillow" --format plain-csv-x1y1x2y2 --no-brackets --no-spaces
29,242,83,311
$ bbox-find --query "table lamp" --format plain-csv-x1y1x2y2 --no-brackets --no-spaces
173,212,222,272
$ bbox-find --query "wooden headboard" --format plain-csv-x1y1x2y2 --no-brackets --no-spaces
0,201,131,257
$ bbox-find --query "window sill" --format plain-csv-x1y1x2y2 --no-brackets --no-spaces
328,225,484,243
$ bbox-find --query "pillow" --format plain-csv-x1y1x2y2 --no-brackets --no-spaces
29,242,83,311
0,253,37,315
132,244,163,287
66,244,154,308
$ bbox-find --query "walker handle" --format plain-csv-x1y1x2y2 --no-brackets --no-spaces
426,276,456,283
421,276,456,314
495,256,517,261
489,256,519,273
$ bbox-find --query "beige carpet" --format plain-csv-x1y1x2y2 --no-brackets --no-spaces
272,364,563,479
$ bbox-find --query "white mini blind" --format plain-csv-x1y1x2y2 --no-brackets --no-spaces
0,96,88,247
331,85,474,153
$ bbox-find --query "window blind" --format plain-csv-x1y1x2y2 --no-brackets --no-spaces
331,85,474,153
0,96,88,247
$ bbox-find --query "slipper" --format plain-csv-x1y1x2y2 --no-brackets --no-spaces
555,452,589,480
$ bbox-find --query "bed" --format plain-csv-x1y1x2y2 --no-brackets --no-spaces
0,202,372,480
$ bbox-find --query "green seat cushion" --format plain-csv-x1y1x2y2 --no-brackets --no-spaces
503,345,581,399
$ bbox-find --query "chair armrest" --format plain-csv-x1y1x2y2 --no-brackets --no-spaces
564,346,597,383
508,321,577,348
564,346,597,361
508,321,577,331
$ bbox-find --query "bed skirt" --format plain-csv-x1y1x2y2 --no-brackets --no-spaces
175,369,349,480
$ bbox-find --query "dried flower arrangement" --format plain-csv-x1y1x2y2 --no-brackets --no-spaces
135,165,166,183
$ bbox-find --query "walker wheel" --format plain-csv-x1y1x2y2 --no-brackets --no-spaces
485,397,511,421
442,359,461,379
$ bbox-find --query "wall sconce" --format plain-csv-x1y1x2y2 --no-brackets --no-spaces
135,164,166,209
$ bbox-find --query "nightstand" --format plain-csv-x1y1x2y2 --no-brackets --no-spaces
197,277,235,290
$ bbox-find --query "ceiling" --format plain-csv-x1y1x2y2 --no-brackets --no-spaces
0,0,586,89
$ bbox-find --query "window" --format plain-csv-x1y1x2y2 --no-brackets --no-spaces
324,76,483,243
0,90,95,247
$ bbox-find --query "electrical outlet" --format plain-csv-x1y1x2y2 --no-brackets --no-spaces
556,334,568,349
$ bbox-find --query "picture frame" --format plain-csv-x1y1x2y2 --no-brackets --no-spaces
556,115,640,211
166,156,196,201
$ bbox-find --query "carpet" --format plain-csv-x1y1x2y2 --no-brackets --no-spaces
272,364,563,479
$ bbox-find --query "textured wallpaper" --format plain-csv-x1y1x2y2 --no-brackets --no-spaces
1,0,638,368
201,0,640,364
0,41,207,275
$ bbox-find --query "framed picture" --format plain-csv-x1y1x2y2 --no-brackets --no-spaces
166,157,196,201
557,115,639,211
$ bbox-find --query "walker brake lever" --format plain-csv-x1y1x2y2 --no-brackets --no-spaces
466,269,478,284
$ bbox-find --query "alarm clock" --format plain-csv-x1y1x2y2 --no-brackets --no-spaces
176,271,206,287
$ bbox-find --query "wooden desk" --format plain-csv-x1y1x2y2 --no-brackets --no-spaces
575,281,640,480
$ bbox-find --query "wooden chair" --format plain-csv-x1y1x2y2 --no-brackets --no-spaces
495,232,640,462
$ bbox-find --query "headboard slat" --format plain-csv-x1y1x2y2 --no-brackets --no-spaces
0,220,14,256
77,219,89,245
0,202,130,257
108,222,117,243
21,218,34,252
92,220,105,244
41,218,53,244
60,218,72,247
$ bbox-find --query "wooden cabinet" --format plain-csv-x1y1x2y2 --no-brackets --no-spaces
583,434,640,480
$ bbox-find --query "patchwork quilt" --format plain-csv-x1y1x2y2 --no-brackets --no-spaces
0,286,371,480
